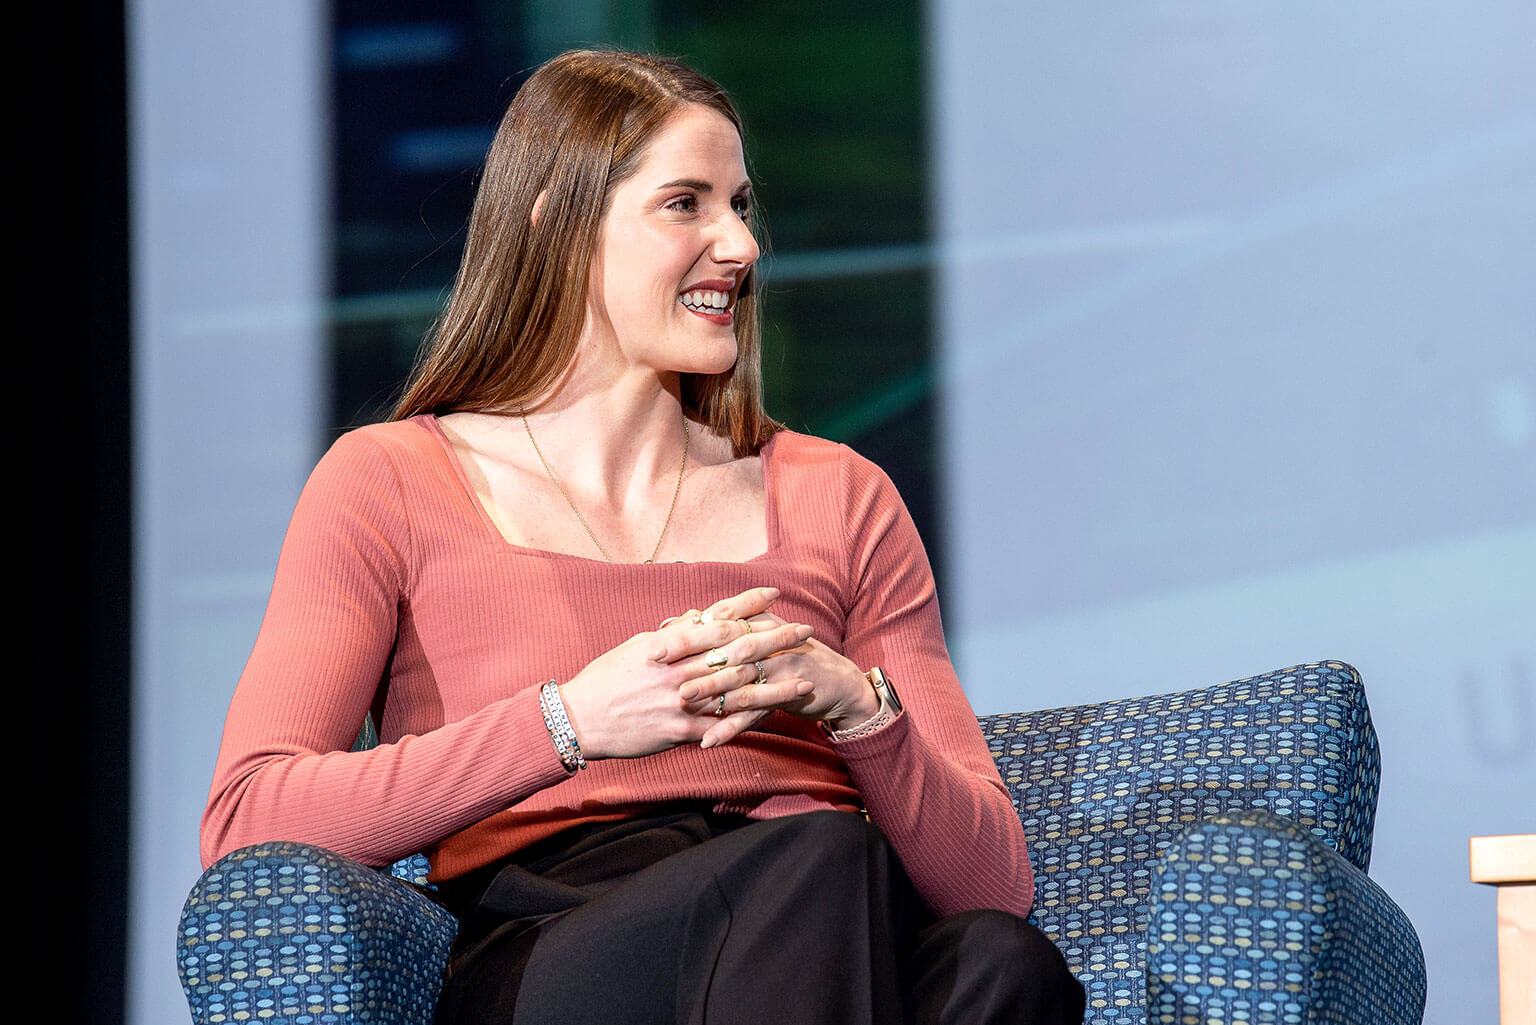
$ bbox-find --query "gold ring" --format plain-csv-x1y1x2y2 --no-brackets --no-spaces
714,694,727,717
753,660,767,685
738,618,753,633
705,648,729,669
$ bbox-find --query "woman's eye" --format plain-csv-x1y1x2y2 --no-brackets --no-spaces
667,195,699,214
731,195,751,219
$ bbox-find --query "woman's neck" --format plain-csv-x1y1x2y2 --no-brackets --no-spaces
514,370,696,498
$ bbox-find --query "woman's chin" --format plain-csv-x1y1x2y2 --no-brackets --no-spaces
688,342,740,377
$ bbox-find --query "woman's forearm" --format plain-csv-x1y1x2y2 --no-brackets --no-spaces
836,711,1035,918
201,686,569,869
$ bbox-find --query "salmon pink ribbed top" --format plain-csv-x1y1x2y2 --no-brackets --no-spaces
201,416,1034,916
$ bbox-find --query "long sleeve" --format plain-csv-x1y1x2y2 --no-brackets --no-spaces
200,431,569,869
200,421,1033,891
828,447,1034,918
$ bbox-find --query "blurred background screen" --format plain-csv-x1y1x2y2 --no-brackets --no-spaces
933,7,1534,1024
130,2,1532,1022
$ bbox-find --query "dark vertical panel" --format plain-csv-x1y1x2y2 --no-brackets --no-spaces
330,0,529,428
326,3,938,578
21,5,131,1023
649,4,940,582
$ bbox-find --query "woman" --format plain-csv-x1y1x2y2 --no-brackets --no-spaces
202,49,1084,1024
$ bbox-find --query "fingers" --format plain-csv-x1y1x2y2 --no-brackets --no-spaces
658,587,779,629
704,586,780,622
676,624,811,699
700,708,770,749
697,679,816,748
654,611,805,669
684,674,810,713
724,621,813,669
679,661,754,702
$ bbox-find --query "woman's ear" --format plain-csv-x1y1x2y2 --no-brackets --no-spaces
530,190,548,227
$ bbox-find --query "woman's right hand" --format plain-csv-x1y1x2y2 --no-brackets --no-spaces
557,586,814,760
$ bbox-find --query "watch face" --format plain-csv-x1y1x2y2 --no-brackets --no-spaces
869,667,902,713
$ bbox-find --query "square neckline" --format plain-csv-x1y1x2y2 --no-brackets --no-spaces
414,413,782,566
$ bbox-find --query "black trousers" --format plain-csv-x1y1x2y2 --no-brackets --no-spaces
431,808,1085,1025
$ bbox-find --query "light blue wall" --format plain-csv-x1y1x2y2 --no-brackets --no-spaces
129,3,326,1022
934,4,1536,1023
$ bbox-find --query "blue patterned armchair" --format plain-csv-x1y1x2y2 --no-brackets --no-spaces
178,660,1425,1024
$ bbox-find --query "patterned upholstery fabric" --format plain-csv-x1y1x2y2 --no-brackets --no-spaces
177,841,456,1024
1146,809,1426,1024
980,660,1422,1024
178,660,1425,1024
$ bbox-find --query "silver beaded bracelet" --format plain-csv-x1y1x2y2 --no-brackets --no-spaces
538,680,586,772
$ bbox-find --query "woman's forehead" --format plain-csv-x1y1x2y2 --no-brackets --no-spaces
632,106,748,185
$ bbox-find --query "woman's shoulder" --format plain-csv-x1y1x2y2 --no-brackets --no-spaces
765,429,901,505
300,415,451,506
764,428,850,468
328,415,438,456
765,429,919,578
312,415,444,475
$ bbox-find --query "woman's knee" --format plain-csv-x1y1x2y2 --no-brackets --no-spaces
907,910,1085,1022
717,811,905,910
947,910,1059,956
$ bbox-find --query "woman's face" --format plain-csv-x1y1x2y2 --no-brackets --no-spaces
584,104,759,379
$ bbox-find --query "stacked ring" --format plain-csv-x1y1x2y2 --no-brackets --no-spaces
753,660,767,685
738,618,753,633
713,695,727,717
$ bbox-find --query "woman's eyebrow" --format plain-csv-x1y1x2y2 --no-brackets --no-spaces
655,178,753,193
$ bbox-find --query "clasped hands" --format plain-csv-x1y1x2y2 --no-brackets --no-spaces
557,587,879,761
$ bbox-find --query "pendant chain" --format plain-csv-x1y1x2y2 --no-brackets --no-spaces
519,409,690,564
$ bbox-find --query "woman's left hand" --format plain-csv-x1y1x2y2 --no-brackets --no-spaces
676,612,880,748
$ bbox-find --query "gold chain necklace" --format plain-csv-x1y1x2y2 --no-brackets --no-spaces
519,408,689,564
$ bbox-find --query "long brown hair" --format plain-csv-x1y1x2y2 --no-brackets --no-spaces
391,50,779,456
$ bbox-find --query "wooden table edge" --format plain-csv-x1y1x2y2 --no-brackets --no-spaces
1470,833,1536,885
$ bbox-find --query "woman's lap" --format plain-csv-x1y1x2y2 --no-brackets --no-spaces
433,809,1083,1025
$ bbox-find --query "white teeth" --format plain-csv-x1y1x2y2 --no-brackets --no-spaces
680,289,730,312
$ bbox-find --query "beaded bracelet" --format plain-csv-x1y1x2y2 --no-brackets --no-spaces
538,680,586,772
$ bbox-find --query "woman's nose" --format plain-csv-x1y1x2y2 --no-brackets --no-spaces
713,213,760,267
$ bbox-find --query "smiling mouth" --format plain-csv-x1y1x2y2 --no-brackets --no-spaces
679,289,732,316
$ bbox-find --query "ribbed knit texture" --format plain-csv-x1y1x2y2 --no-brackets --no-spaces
202,416,1034,916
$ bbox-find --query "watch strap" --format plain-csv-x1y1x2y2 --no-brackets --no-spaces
823,669,900,742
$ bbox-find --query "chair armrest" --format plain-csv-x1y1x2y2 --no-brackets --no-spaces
178,841,458,1025
1146,809,1425,1025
